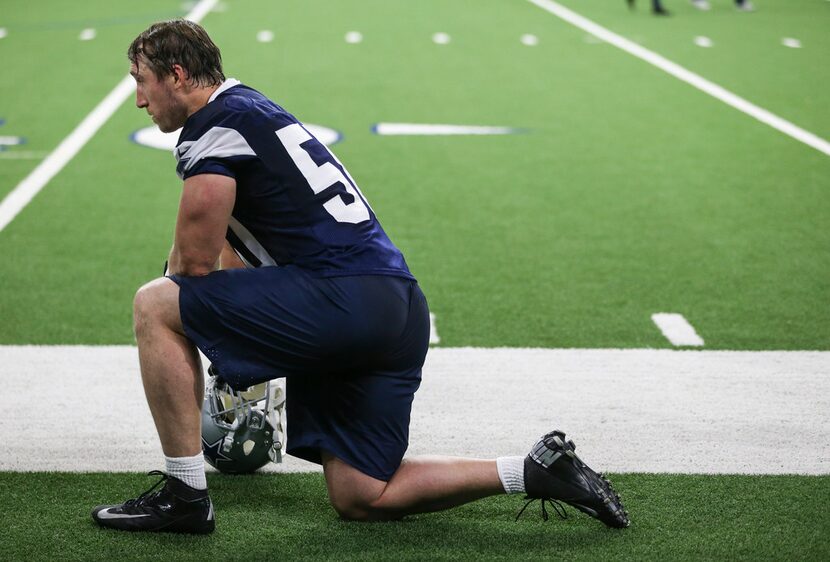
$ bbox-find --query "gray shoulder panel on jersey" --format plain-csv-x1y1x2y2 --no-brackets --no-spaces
176,126,256,179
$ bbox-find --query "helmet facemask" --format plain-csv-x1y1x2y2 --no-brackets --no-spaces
201,370,285,473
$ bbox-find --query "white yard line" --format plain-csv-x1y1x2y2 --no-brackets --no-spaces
1,346,827,474
0,0,220,233
373,123,518,136
652,313,704,346
429,313,441,344
526,0,830,157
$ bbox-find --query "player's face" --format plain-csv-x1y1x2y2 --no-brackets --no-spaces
130,59,188,133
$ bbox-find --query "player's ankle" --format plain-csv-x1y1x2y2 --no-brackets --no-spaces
165,453,207,490
496,456,526,494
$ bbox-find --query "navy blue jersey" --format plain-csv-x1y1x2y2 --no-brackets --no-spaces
174,79,413,279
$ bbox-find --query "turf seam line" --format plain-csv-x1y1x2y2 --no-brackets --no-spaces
0,0,220,234
526,0,830,157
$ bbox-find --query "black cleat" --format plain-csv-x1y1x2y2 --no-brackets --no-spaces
522,430,630,528
92,471,215,534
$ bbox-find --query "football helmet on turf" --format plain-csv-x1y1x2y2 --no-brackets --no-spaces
201,368,285,474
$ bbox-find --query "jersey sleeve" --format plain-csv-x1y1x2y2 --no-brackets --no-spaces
182,157,236,180
174,102,257,181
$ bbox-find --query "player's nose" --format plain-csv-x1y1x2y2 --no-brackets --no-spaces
135,90,148,109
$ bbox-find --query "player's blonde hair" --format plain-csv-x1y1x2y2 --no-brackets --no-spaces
128,19,225,87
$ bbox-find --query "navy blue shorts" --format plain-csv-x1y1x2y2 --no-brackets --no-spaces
169,266,430,481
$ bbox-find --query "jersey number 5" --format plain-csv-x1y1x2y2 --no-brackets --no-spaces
276,123,370,224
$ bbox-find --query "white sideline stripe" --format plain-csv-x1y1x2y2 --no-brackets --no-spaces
0,0,220,234
526,0,830,157
0,346,827,474
652,313,704,347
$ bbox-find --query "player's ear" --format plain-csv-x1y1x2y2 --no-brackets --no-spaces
170,64,187,86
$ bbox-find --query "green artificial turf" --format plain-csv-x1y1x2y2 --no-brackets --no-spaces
0,472,827,561
551,0,830,138
0,5,826,561
0,0,827,347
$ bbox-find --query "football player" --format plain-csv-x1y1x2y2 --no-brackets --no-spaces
627,0,671,15
91,20,628,533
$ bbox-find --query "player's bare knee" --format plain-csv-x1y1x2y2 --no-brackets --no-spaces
133,284,153,338
133,278,179,338
330,497,366,521
329,491,401,522
329,496,384,521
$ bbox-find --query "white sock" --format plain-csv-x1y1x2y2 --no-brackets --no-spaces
165,453,207,490
496,456,526,494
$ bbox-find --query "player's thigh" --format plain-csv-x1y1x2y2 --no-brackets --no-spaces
285,278,429,482
169,266,373,388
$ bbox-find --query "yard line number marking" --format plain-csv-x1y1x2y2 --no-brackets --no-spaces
0,0,220,233
526,0,830,157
